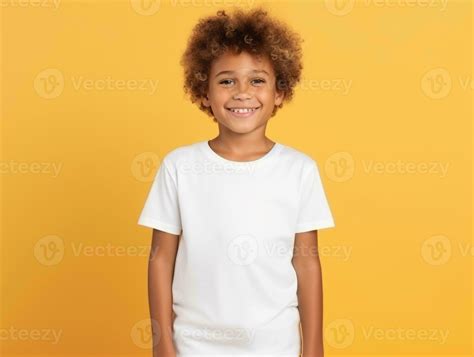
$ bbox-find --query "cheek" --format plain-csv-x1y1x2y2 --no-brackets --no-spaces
256,90,274,102
212,91,231,105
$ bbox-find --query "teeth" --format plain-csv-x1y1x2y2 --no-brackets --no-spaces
229,108,257,113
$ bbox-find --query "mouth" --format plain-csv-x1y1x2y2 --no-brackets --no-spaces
225,106,261,118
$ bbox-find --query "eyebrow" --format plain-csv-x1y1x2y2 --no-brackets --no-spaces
215,69,270,78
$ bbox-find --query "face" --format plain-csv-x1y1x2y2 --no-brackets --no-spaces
202,50,284,135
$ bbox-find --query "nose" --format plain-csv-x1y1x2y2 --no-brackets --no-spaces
232,81,253,100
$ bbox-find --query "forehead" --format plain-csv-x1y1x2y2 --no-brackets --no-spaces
211,51,274,77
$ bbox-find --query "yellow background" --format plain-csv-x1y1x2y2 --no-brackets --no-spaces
1,0,472,355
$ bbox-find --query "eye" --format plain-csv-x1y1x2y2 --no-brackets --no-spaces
219,79,234,86
251,78,266,85
218,78,266,87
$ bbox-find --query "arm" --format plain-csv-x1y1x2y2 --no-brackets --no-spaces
292,229,324,357
148,228,179,357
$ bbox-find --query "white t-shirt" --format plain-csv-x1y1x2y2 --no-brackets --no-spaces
138,140,335,356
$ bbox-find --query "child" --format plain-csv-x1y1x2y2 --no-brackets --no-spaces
138,7,335,357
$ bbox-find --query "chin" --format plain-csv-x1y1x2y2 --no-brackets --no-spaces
224,124,256,134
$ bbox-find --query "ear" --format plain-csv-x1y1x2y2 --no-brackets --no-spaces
274,90,285,107
202,94,210,107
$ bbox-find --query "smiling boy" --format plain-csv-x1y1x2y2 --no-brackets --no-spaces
202,49,283,156
138,7,335,357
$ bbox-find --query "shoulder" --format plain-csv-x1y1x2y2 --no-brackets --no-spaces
159,140,204,170
278,142,320,173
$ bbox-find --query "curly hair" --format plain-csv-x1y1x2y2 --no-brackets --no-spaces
180,6,304,121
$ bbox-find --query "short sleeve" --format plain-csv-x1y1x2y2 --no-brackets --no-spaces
295,160,335,233
137,159,182,235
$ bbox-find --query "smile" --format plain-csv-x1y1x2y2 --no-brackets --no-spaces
226,106,260,118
